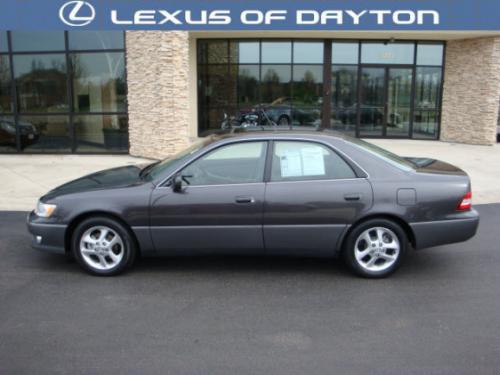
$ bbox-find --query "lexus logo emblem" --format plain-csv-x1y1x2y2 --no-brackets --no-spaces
59,1,96,27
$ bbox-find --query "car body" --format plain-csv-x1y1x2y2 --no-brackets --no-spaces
27,130,479,277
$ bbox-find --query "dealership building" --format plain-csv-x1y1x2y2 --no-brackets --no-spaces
0,30,499,159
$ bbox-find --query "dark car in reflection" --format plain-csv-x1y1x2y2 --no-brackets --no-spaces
0,118,39,148
27,130,479,278
334,104,401,127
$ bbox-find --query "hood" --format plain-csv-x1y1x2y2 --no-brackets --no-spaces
405,157,467,176
42,164,150,200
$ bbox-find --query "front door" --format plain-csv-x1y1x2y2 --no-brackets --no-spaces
359,66,413,138
149,141,268,254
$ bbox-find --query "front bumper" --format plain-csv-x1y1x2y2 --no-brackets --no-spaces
410,209,480,249
26,211,67,255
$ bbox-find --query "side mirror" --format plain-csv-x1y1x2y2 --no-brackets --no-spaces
171,173,193,192
172,174,183,192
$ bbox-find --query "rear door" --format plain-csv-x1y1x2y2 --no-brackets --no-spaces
150,141,268,254
263,140,373,255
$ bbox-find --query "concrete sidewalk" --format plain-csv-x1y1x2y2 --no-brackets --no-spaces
0,139,498,210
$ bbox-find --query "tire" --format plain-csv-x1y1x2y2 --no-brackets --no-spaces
71,216,137,276
277,115,291,126
343,219,407,278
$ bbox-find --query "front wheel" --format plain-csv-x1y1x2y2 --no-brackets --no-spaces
343,219,407,278
72,216,137,276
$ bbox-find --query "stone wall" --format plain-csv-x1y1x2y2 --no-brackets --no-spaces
126,31,191,159
441,37,500,145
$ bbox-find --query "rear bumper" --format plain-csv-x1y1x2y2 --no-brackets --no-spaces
26,212,67,255
410,209,480,249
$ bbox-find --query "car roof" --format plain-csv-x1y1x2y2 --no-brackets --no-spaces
208,129,354,143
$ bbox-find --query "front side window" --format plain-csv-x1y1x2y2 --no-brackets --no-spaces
271,141,356,181
182,141,267,186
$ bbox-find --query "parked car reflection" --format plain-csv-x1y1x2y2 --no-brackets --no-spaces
0,118,39,149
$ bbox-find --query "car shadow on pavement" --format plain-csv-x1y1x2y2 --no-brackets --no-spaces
27,247,458,280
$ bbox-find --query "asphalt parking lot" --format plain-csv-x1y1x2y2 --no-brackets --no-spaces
1,205,499,375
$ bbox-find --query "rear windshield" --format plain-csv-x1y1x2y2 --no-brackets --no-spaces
348,138,415,171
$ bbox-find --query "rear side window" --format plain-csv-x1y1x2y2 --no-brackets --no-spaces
271,141,356,181
182,141,267,186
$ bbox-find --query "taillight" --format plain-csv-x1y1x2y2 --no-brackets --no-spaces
457,191,472,211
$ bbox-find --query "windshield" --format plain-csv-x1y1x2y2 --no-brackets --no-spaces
143,136,217,180
348,138,416,171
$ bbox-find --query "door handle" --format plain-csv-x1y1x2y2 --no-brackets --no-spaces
344,194,361,201
235,196,255,204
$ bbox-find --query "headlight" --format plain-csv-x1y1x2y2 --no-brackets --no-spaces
35,201,57,217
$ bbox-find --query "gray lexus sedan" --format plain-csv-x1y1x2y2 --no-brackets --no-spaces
27,131,479,278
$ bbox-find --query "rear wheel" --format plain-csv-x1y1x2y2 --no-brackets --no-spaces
343,219,407,278
71,216,137,276
277,115,291,126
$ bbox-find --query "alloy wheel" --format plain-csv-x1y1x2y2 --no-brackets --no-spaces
79,226,125,271
354,227,400,272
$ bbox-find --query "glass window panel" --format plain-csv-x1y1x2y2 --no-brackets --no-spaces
293,42,323,64
417,44,444,66
413,110,439,139
271,141,355,181
0,56,13,113
359,67,385,136
198,64,237,108
292,65,322,127
331,65,358,135
0,116,17,151
182,142,266,185
75,114,128,152
11,32,64,52
69,31,124,50
19,115,71,152
0,31,8,52
414,67,442,110
199,107,238,136
238,65,259,107
361,42,414,64
197,40,228,64
261,41,291,63
71,52,126,113
14,54,68,113
230,41,259,63
260,65,291,105
332,42,359,64
386,68,412,137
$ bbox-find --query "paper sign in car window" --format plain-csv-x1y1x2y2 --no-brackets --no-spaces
301,147,325,176
280,150,303,177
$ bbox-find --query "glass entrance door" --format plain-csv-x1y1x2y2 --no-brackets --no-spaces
359,66,413,137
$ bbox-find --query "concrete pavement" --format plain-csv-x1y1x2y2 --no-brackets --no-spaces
0,139,499,210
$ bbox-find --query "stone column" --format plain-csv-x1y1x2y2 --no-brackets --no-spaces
125,31,191,159
441,37,500,145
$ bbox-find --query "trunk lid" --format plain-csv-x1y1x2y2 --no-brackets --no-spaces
404,157,467,176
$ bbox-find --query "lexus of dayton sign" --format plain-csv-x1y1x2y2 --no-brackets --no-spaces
0,0,499,30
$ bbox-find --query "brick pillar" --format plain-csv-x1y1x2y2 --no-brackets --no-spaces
441,37,500,145
126,31,191,159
